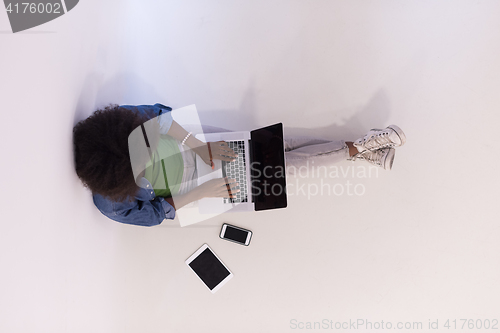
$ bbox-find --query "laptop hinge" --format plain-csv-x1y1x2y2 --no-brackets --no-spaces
248,139,256,203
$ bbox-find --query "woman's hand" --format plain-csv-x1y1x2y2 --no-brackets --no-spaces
192,141,238,168
195,177,240,199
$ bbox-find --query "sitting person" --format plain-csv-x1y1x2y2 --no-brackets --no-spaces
73,103,406,227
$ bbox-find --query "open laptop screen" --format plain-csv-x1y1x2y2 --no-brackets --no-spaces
250,123,287,211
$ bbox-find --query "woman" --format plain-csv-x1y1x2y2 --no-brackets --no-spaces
73,103,406,227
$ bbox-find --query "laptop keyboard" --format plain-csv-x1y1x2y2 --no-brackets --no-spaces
222,140,248,204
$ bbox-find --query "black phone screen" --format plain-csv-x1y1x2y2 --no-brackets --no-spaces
223,225,249,244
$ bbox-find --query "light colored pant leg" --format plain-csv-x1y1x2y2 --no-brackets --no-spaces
178,126,349,187
284,136,349,175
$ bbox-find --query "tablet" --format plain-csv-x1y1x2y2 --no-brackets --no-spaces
185,244,233,293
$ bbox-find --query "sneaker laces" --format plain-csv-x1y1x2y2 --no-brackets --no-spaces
349,149,385,166
362,131,395,150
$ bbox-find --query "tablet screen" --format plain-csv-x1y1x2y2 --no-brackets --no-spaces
188,247,231,290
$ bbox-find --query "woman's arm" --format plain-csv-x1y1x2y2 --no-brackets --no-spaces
166,120,205,150
165,120,238,167
93,192,176,227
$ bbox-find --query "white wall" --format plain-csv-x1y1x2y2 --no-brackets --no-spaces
1,1,499,332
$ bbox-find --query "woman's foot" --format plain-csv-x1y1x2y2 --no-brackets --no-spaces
354,125,406,152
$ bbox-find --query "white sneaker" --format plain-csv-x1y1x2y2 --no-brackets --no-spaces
349,147,396,170
354,125,406,152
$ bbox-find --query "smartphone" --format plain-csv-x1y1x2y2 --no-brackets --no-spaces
220,223,252,246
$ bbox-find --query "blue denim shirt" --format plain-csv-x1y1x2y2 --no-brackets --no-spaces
92,103,176,227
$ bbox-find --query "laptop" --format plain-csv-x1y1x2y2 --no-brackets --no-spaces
195,123,287,214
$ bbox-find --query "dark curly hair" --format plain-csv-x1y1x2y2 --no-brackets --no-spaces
73,104,150,202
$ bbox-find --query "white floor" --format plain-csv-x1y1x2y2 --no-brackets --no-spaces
1,1,500,332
